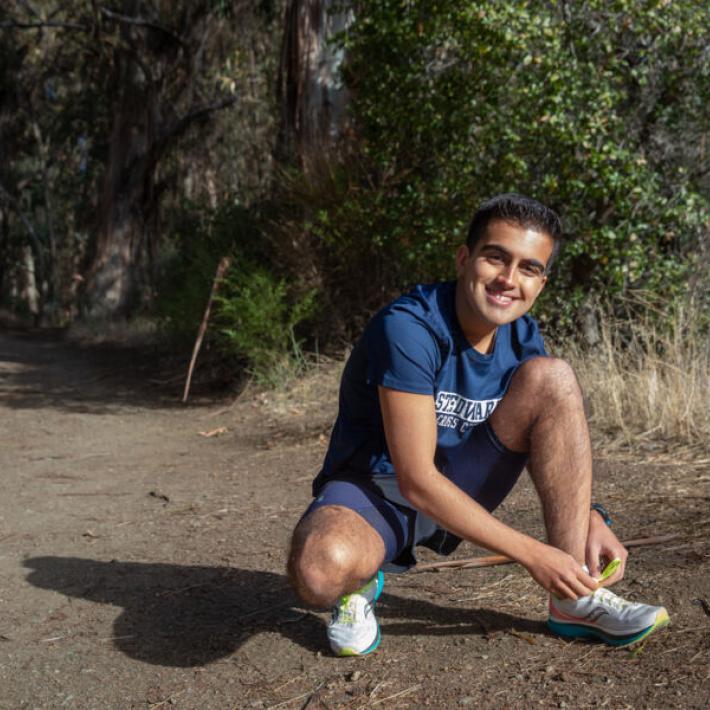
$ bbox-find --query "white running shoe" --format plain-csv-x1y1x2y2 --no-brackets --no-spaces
327,571,384,657
548,586,670,647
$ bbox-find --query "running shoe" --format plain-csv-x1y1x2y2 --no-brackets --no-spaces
548,586,670,647
327,570,385,657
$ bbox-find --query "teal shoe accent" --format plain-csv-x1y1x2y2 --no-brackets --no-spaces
547,618,664,648
373,570,385,602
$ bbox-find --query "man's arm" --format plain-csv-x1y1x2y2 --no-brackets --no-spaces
379,386,598,599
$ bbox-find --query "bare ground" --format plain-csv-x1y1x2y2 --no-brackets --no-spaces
0,329,708,710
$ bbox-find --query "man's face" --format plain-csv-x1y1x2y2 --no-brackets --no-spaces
455,219,553,334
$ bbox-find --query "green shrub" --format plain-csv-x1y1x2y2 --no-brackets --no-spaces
214,264,318,387
157,198,319,385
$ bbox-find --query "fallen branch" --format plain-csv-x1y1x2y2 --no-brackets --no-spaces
413,532,681,571
182,256,231,403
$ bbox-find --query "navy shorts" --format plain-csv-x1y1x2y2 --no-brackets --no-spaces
304,420,527,572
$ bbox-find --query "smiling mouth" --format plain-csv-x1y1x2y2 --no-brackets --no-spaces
485,287,516,306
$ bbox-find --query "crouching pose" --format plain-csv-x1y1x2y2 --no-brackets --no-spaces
288,194,669,656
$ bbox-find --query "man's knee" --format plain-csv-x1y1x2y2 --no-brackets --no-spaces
511,356,582,403
287,507,365,607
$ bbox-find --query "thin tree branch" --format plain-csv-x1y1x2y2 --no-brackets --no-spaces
166,95,239,143
414,532,681,571
98,6,186,47
0,20,87,30
183,256,232,403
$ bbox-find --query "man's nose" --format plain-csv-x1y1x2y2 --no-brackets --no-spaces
496,264,516,287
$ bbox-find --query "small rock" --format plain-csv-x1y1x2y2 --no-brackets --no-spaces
348,671,361,682
459,698,475,706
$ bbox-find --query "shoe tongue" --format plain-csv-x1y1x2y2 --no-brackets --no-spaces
598,558,622,583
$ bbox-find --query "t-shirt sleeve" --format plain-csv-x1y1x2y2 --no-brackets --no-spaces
530,321,547,356
364,306,440,395
518,314,547,358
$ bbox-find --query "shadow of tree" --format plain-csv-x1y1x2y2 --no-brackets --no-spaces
24,556,547,667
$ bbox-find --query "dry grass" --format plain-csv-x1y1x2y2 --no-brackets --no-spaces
251,352,345,421
561,298,710,456
260,296,710,459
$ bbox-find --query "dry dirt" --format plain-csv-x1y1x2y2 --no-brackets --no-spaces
0,329,708,709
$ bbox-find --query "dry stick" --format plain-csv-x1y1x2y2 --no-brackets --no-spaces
182,256,232,403
414,532,681,572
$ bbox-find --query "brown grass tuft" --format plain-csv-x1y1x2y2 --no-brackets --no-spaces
560,297,710,455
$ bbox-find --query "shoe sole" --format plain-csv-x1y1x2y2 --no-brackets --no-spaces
548,608,670,647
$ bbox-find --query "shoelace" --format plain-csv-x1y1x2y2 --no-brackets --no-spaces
593,587,632,611
332,596,372,625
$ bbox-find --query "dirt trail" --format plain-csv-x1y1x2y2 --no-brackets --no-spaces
0,329,708,709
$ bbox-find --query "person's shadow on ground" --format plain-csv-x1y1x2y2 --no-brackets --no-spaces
24,557,546,667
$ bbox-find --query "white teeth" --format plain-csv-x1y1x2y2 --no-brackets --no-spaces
485,287,513,305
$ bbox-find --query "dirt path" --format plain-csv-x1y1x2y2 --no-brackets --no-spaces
1,330,708,709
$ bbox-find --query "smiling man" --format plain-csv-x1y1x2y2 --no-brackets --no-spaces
287,193,669,655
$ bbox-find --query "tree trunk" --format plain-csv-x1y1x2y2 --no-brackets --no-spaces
82,3,237,318
83,37,156,318
278,0,353,162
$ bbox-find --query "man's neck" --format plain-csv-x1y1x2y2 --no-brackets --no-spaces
454,288,497,354
465,327,497,354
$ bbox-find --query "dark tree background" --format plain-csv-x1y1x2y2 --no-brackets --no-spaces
1,1,709,375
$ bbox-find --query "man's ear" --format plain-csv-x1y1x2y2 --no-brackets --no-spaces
455,245,470,276
537,274,548,296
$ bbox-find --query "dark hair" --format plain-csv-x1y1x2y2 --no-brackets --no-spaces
466,193,563,270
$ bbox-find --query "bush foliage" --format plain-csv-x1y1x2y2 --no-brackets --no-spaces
298,0,710,334
157,200,317,385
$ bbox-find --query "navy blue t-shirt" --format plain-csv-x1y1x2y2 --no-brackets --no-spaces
313,281,546,492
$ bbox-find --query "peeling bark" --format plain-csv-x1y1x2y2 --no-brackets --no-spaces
278,0,353,161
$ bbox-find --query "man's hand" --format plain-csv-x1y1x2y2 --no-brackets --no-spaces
522,541,599,600
585,510,628,585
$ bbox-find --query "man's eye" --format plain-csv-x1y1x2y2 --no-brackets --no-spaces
521,264,544,277
487,253,505,263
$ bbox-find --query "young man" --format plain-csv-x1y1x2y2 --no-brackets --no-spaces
288,194,669,656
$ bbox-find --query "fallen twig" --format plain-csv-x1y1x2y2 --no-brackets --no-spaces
414,532,681,571
182,256,231,403
266,682,325,709
149,690,185,709
371,684,422,706
198,426,227,438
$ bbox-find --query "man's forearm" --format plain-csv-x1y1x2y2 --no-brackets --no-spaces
398,465,543,566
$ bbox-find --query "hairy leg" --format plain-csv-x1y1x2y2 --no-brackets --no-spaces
287,505,385,608
489,357,591,564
